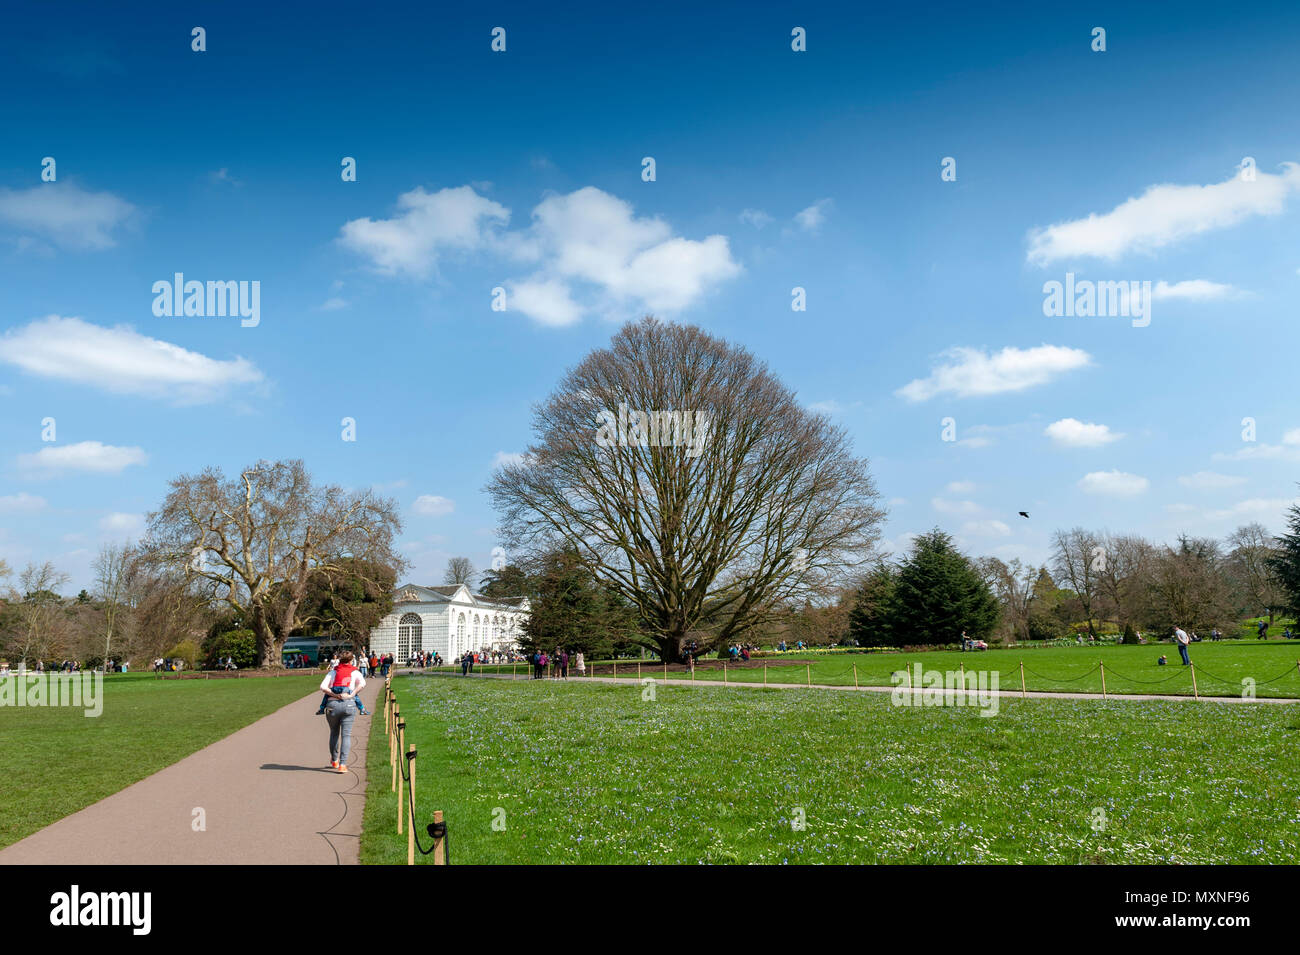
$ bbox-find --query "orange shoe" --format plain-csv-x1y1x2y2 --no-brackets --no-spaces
336,764,347,773
330,761,339,769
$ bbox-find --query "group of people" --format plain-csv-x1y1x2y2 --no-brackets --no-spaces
406,650,443,668
523,648,583,679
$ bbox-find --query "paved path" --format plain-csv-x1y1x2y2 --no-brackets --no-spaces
0,678,383,865
416,669,1299,704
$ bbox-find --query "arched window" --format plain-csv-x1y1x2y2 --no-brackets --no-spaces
457,613,466,655
398,613,421,661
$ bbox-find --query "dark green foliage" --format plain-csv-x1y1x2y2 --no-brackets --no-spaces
1269,499,1300,621
866,529,1000,646
519,549,641,658
202,629,258,669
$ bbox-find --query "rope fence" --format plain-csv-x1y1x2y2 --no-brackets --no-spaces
384,676,448,865
421,653,1300,702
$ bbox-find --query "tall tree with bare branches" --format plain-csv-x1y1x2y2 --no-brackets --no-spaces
143,459,405,667
443,557,476,587
487,318,884,662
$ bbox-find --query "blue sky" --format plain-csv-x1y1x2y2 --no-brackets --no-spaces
2,0,1300,591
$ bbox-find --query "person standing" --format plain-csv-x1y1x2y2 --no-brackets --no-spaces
559,649,569,680
1173,625,1192,666
576,651,585,676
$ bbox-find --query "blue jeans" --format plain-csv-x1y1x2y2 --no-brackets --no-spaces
1178,643,1191,666
325,698,356,764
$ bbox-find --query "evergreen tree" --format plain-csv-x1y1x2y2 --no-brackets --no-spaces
879,529,999,646
846,561,897,647
1268,497,1300,620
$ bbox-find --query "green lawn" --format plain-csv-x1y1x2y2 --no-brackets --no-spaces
447,640,1300,698
0,671,321,849
362,674,1300,864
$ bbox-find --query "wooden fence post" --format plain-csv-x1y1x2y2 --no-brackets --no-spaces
1019,661,1026,698
763,663,767,687
1191,663,1199,699
390,705,399,792
853,663,858,689
432,810,446,866
407,744,416,865
396,721,405,835
1099,661,1107,698
724,660,728,685
806,662,811,687
907,662,913,690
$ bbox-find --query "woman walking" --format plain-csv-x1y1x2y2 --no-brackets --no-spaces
320,650,366,773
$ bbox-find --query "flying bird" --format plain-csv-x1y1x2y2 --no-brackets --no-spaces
1018,511,1029,518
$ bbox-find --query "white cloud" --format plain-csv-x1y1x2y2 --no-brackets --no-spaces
1283,428,1300,445
0,315,263,404
19,441,148,476
491,451,526,469
1045,418,1123,447
1178,471,1247,490
526,187,741,316
98,512,144,536
946,481,975,494
1213,443,1300,462
897,345,1091,401
0,182,136,250
931,497,981,516
339,185,510,278
1205,497,1299,521
1078,469,1149,496
412,494,454,517
505,276,583,327
739,208,773,229
961,519,1011,537
1152,279,1238,301
1027,163,1300,265
320,297,348,311
343,185,741,325
793,199,832,233
0,492,46,513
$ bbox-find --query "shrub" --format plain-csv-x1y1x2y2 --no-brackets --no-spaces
165,640,200,670
202,629,257,669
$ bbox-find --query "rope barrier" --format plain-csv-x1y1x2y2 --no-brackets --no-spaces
1019,662,1100,684
1094,664,1190,686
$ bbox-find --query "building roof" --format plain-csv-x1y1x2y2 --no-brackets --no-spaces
393,583,528,612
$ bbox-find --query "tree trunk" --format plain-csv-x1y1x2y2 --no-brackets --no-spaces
656,633,686,664
252,602,281,668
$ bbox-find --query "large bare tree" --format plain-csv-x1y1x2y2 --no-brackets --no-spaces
5,562,71,665
1226,522,1283,624
1050,527,1104,636
1094,533,1155,629
487,318,884,662
93,543,134,669
143,459,405,667
443,557,476,587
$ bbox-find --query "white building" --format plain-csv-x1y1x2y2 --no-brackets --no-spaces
368,584,530,661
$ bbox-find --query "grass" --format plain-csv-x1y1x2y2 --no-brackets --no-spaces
361,674,1300,864
426,640,1300,699
0,671,321,849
